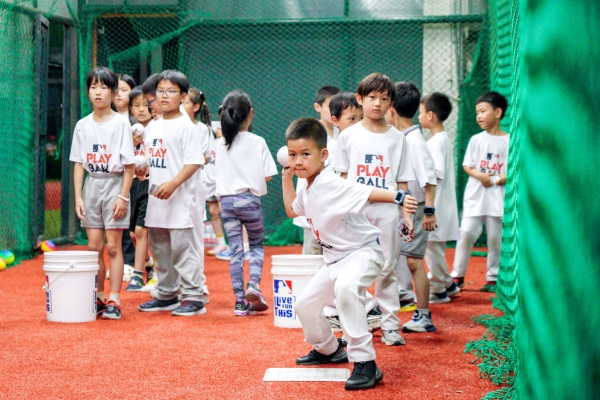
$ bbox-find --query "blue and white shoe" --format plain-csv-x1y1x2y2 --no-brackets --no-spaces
216,249,251,261
446,282,461,297
429,291,451,304
402,310,437,333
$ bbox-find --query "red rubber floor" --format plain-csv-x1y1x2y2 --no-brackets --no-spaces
0,245,498,399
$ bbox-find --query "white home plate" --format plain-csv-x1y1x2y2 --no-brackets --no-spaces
263,368,350,382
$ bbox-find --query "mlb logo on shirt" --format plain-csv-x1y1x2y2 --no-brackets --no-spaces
92,144,106,153
153,138,163,147
486,153,498,160
365,154,383,165
274,279,292,294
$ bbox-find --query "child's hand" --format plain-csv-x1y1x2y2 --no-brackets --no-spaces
112,197,128,220
132,130,144,147
75,198,86,221
155,181,177,200
478,172,494,187
402,194,418,214
423,214,437,232
496,174,506,185
281,165,295,180
135,164,148,180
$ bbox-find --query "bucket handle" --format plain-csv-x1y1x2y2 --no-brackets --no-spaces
42,262,76,291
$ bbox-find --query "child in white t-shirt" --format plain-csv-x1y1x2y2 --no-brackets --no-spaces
282,117,417,391
69,67,135,320
293,86,340,255
386,82,439,333
215,90,278,316
333,73,415,346
419,93,461,302
137,70,206,316
124,85,154,292
452,92,509,292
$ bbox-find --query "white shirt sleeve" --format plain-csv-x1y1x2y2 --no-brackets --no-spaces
325,176,373,216
428,136,446,180
292,189,305,217
69,120,83,163
182,122,205,165
261,138,278,177
395,134,414,183
119,121,135,165
463,137,475,168
412,139,438,188
331,132,350,173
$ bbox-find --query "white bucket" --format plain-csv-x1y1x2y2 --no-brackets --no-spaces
42,251,99,323
271,254,323,328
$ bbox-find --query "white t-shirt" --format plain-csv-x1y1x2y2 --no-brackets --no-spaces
332,122,414,192
427,131,459,241
215,131,278,197
204,131,219,198
462,131,510,217
293,132,338,229
403,125,437,203
194,122,211,182
292,169,380,263
69,113,135,174
144,115,205,228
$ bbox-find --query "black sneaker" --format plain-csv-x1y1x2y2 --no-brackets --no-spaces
126,275,144,292
234,299,250,316
453,277,465,288
172,300,206,316
96,298,106,316
138,297,179,312
296,342,348,365
344,361,383,390
244,282,268,312
338,336,348,347
101,301,122,320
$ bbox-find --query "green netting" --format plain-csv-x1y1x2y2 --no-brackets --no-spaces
515,1,600,398
76,1,486,238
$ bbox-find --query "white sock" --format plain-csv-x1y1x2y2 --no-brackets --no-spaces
417,308,430,316
243,243,249,252
216,235,226,246
109,292,121,306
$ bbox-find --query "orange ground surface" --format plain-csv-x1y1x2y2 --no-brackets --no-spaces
0,245,499,399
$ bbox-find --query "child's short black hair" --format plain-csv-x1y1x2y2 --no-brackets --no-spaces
329,91,360,119
392,81,420,118
141,73,159,95
118,74,136,90
85,67,118,92
421,92,452,122
286,118,327,150
356,73,396,102
314,86,341,105
476,91,508,120
128,86,144,103
157,70,189,93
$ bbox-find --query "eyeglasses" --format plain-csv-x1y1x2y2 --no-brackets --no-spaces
156,89,182,97
147,98,156,105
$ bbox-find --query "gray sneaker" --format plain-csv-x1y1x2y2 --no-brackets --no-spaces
381,330,406,346
245,282,268,312
171,300,206,316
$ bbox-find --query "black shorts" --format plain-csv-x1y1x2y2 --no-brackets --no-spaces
129,178,149,232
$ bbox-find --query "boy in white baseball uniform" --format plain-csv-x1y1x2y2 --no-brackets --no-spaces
137,70,206,316
386,82,438,333
70,67,135,320
419,93,461,302
282,117,417,391
332,73,414,346
452,92,509,292
293,86,340,255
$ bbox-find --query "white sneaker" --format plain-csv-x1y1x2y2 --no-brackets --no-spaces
381,330,406,346
141,278,158,292
123,264,135,282
429,291,451,304
208,243,228,256
402,311,437,333
145,257,154,267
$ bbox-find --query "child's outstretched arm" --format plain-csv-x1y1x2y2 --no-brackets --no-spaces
113,163,134,219
463,165,493,187
74,163,86,221
154,164,200,200
368,188,418,212
282,166,298,218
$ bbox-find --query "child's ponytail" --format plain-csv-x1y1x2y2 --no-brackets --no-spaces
221,90,252,150
188,88,217,139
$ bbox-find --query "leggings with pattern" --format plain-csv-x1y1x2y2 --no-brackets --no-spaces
220,191,265,299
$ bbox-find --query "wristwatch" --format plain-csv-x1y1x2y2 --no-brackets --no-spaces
394,190,411,206
424,206,435,216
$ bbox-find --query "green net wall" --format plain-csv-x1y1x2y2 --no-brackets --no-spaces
77,1,487,237
516,1,600,398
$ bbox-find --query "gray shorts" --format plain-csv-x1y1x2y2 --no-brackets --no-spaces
399,203,430,259
81,173,130,229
